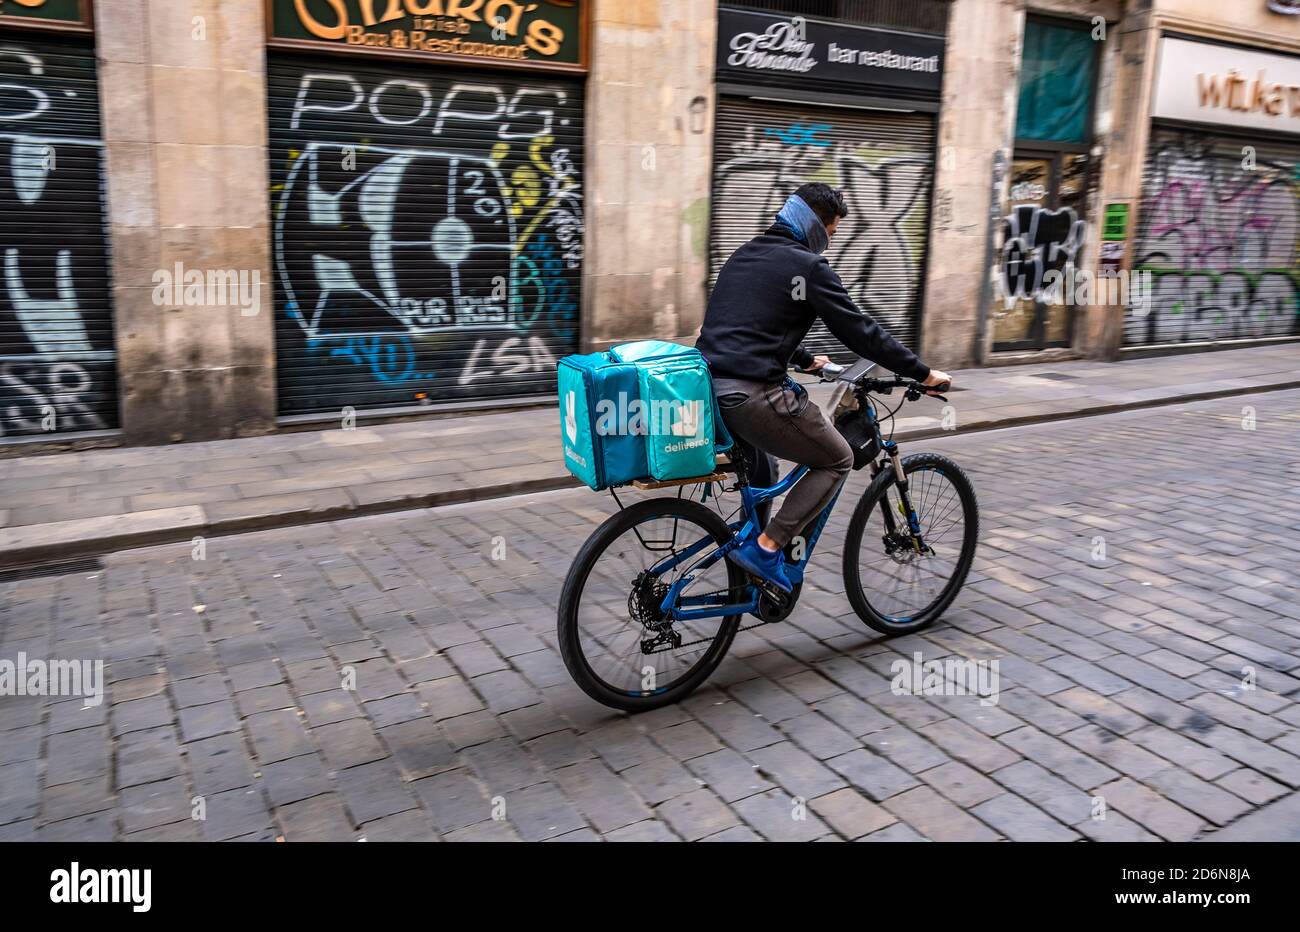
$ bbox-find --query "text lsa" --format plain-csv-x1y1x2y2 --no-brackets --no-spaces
49,863,152,913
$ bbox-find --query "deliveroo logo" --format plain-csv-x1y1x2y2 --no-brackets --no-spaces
564,391,579,444
670,400,703,438
663,400,709,454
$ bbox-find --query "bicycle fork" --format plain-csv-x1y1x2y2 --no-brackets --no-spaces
875,441,930,555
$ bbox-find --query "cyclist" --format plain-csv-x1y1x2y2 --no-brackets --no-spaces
695,182,952,594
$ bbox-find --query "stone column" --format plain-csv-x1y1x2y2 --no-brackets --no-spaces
919,0,1025,370
97,0,275,444
582,0,717,351
1076,7,1156,359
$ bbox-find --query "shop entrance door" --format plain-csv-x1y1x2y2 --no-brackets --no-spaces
993,150,1090,351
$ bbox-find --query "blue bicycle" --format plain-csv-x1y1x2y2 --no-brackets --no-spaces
558,360,979,711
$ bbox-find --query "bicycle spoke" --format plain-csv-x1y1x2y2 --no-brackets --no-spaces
857,466,970,622
572,512,732,697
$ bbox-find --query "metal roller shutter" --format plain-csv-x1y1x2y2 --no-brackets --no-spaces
709,96,934,357
0,33,116,437
1128,127,1300,347
267,54,585,416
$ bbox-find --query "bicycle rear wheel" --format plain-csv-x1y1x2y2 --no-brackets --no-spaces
842,452,979,635
558,497,746,711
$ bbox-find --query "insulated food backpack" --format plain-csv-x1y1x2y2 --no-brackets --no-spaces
556,341,731,490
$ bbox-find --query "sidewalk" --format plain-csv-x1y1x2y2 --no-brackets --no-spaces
1,343,1296,567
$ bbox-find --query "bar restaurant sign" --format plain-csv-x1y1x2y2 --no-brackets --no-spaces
716,6,944,96
0,0,92,31
269,0,586,69
1153,37,1300,134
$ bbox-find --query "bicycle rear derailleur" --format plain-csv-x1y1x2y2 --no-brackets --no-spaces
630,572,681,654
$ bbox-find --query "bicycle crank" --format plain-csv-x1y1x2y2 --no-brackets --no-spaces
755,579,802,623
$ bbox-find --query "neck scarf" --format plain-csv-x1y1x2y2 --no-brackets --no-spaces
774,193,829,255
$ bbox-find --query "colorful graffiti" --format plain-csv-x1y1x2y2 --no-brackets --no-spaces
710,108,932,347
269,62,584,412
1130,135,1299,346
0,39,115,437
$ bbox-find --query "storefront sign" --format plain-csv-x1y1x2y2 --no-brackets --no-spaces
0,0,91,31
267,0,586,70
716,6,943,96
1152,37,1300,134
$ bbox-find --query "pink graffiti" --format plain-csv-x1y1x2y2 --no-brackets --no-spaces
1143,173,1296,272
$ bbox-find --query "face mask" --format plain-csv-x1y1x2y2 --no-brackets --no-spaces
774,193,830,255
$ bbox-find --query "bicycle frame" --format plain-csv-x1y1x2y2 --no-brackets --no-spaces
640,386,933,625
647,463,845,622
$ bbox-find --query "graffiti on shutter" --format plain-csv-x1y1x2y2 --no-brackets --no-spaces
1129,132,1299,346
268,58,584,414
709,99,932,353
0,37,115,437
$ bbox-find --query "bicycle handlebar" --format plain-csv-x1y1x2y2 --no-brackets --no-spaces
816,361,948,402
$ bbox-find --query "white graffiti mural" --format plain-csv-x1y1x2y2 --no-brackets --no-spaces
1131,135,1299,345
271,66,584,412
0,41,114,436
710,112,931,344
277,145,518,338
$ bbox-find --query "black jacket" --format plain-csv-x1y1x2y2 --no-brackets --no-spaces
696,225,929,384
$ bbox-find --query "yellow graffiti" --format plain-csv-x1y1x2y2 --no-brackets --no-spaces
511,135,576,254
509,164,541,214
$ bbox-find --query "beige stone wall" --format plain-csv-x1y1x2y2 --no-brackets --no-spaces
582,0,716,351
923,0,1172,365
98,0,275,444
1074,5,1152,358
920,0,1025,369
1028,0,1125,19
1154,0,1300,38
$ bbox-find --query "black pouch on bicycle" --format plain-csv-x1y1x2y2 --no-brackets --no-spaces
835,408,879,470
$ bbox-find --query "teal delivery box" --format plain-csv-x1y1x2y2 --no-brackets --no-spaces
609,341,732,482
556,352,646,491
557,341,732,490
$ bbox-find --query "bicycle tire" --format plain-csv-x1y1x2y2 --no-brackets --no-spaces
558,497,745,711
842,452,979,635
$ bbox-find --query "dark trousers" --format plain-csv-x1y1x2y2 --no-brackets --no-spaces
715,378,853,549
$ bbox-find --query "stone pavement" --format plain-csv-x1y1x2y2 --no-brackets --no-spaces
1,390,1297,841
0,343,1297,567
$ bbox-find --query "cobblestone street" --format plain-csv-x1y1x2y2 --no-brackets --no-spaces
2,391,1298,842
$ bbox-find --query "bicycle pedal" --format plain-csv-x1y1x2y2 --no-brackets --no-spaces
750,575,789,603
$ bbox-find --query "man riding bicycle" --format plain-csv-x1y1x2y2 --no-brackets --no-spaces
695,182,952,595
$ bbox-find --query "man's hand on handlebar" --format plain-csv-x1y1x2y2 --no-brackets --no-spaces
811,358,950,399
804,354,832,373
922,369,953,395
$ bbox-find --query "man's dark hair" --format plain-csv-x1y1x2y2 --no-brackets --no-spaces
795,182,848,226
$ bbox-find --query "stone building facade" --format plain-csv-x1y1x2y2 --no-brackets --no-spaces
0,0,1293,446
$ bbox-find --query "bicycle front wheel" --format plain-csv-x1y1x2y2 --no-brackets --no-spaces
842,452,979,635
558,497,746,712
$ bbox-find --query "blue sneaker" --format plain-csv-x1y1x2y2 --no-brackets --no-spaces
727,535,793,593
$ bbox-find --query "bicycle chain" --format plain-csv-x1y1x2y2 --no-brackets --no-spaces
644,585,777,651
